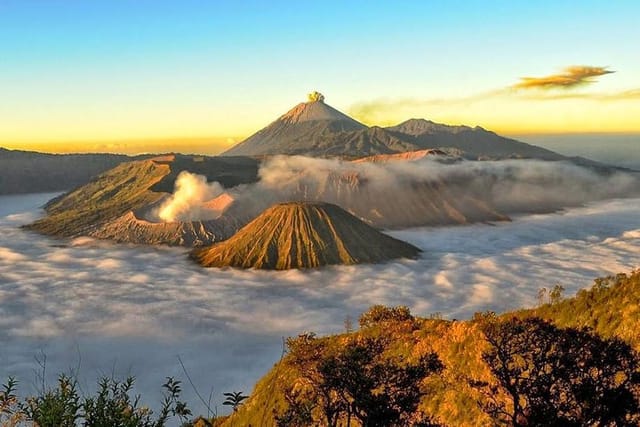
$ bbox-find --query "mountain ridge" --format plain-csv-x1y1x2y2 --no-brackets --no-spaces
222,93,570,160
0,147,136,195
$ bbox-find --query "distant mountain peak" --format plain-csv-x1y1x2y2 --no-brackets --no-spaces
388,118,471,136
222,94,374,156
279,99,361,125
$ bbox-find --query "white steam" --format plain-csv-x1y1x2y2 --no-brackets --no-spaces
155,156,640,228
229,156,640,227
156,171,224,222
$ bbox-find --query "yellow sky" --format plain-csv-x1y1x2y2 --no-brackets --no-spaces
1,137,240,155
2,67,640,155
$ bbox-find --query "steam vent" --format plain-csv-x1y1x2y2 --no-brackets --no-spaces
307,91,325,102
190,202,421,270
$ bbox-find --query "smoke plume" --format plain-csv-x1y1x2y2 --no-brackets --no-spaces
156,171,224,222
307,91,325,103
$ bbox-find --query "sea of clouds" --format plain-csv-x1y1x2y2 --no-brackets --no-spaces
1,192,639,416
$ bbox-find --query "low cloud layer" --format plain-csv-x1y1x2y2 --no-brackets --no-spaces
1,193,640,415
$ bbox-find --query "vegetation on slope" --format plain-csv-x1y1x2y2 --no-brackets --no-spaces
521,271,640,348
0,376,193,427
223,270,640,426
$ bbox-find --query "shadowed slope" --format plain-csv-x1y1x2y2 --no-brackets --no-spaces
0,147,135,195
385,119,565,160
191,202,420,270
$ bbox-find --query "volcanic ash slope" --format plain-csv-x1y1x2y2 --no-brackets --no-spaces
190,202,421,270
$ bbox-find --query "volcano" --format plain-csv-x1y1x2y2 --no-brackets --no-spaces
222,92,420,157
190,202,421,270
223,92,576,161
26,154,259,245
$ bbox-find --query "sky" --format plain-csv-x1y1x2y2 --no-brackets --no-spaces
1,1,639,154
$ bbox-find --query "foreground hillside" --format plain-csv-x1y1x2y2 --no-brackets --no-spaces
1,270,638,426
521,272,640,349
222,270,640,426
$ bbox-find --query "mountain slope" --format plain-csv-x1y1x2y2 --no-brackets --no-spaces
351,148,448,163
26,155,259,245
385,119,564,160
0,147,133,195
27,157,172,237
519,271,640,348
190,202,421,269
222,270,640,426
217,166,508,230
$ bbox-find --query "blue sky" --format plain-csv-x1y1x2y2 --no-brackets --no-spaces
1,1,639,152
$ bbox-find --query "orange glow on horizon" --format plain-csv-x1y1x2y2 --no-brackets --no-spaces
0,136,241,155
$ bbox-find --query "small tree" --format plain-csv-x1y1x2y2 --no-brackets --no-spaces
549,284,565,304
536,287,547,306
222,391,248,412
358,305,414,328
318,339,443,426
0,377,24,426
344,315,354,333
24,374,80,427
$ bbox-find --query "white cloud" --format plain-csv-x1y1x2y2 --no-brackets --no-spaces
0,193,639,415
